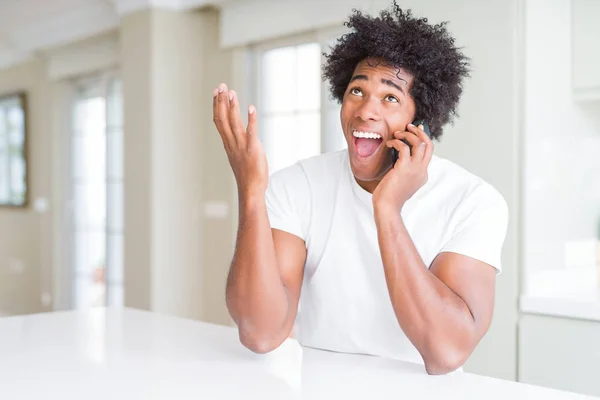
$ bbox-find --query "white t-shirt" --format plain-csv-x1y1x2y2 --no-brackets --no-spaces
265,149,509,364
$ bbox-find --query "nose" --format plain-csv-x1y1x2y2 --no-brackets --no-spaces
353,97,381,122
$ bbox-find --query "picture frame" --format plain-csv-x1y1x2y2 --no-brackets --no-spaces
0,91,28,208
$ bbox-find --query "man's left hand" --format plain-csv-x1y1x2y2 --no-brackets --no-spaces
372,123,433,212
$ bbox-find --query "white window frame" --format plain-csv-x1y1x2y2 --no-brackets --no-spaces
228,27,350,259
55,68,123,310
249,27,350,159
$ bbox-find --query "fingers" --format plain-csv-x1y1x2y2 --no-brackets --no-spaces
247,104,257,138
386,138,410,163
213,83,234,147
394,129,426,160
406,123,433,163
228,90,246,141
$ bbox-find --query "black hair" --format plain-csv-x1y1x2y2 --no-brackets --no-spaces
322,2,471,140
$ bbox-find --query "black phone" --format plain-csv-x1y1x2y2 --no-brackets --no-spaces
391,119,431,163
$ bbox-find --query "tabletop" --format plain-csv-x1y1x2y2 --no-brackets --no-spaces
0,307,596,400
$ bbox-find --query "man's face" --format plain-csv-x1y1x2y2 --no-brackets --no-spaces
340,58,416,191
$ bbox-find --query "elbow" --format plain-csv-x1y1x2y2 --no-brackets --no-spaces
239,332,282,354
423,351,467,375
237,324,285,354
422,338,472,375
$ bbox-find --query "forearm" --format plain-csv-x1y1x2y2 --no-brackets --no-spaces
374,206,476,373
226,192,290,349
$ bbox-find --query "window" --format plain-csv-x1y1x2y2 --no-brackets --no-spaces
0,92,27,207
70,73,124,309
255,35,347,175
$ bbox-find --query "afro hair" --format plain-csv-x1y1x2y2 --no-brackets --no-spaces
322,2,471,140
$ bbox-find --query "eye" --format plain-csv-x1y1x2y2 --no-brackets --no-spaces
349,87,363,96
385,95,399,103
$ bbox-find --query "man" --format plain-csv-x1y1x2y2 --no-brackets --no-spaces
211,4,508,375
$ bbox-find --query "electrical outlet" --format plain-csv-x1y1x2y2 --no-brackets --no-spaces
41,293,52,307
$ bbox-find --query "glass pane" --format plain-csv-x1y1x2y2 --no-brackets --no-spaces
107,182,124,232
263,112,320,174
261,46,296,113
7,106,23,133
0,118,7,202
73,97,106,136
73,183,106,228
294,111,321,161
296,43,321,112
106,233,124,284
8,130,24,147
74,230,106,275
107,130,123,180
263,114,294,174
323,106,347,153
72,133,106,182
10,155,25,204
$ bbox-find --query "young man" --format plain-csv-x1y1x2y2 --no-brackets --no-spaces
211,4,508,375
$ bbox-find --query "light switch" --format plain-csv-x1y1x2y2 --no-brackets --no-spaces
8,259,25,274
204,201,229,219
34,197,49,213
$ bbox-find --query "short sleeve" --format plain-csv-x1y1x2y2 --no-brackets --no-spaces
440,184,509,273
265,164,311,241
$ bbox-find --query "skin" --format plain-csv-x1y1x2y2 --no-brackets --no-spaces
212,57,497,375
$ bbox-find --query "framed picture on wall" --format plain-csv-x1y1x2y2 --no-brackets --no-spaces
0,92,28,208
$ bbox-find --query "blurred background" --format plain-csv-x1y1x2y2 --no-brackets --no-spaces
0,0,599,396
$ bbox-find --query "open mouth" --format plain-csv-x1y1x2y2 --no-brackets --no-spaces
353,130,383,158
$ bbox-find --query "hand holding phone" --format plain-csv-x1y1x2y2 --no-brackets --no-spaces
391,120,431,163
374,120,434,211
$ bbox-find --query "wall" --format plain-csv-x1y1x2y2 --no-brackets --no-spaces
523,0,600,283
198,9,236,326
121,7,235,322
221,0,523,381
519,313,600,397
0,60,52,316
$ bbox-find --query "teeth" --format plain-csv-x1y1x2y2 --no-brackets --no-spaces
353,131,382,139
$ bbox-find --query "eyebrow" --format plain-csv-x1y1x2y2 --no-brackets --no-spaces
349,74,406,94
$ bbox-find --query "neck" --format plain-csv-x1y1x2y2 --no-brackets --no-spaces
355,178,378,194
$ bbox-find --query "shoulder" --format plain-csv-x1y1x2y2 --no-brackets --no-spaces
428,155,508,219
268,150,346,192
265,151,345,241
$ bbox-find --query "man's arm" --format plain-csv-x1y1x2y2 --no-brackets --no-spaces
211,82,306,353
374,207,496,375
226,193,306,353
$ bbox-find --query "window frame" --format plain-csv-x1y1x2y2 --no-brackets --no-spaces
249,27,350,160
65,69,124,310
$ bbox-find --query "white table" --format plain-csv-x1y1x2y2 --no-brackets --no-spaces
0,308,596,400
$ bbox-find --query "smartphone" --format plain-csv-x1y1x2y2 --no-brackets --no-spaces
391,120,432,163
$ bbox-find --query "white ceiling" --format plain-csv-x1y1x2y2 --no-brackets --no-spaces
0,0,229,69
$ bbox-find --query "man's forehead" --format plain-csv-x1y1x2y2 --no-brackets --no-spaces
353,58,412,84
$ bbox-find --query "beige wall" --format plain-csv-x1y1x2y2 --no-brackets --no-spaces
197,9,236,326
120,9,153,313
0,60,52,316
121,8,235,323
0,7,236,323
